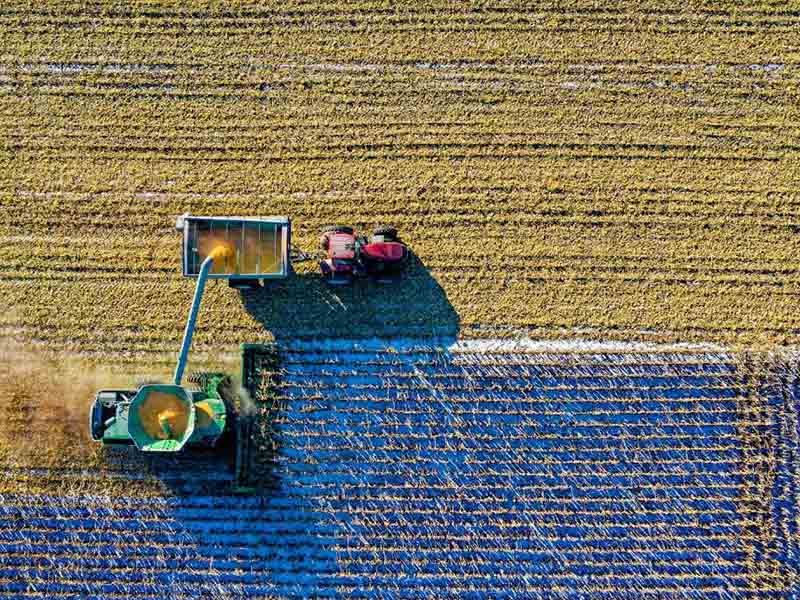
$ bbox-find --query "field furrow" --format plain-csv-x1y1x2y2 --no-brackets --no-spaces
2,2,800,597
0,2,800,345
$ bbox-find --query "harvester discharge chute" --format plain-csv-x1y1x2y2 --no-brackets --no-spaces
89,214,290,494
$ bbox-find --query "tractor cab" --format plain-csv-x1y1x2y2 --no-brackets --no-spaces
327,231,356,260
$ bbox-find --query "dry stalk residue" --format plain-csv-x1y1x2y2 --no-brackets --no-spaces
0,340,128,470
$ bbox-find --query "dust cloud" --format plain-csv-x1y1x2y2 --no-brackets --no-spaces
0,340,129,464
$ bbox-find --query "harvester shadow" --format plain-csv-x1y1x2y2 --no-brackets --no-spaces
103,383,283,498
107,430,270,498
120,253,459,496
239,252,460,341
113,445,242,496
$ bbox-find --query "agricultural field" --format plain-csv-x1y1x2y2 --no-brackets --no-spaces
1,1,800,598
2,2,800,361
1,340,799,597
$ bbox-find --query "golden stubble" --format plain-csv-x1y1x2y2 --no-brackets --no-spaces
0,339,130,470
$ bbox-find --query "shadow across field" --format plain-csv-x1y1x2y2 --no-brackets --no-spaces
15,345,799,597
87,256,460,501
239,252,460,341
226,252,459,496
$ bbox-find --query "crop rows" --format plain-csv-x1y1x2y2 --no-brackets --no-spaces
0,341,797,597
1,3,799,597
2,3,800,354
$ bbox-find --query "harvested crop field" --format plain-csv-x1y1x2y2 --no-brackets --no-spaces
3,2,800,358
2,2,800,598
1,340,799,597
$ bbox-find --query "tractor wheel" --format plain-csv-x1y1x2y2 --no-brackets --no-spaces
322,225,354,235
373,225,398,241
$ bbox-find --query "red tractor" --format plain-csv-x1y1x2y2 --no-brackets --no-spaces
319,225,409,285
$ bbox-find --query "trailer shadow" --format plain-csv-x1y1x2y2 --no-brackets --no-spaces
229,251,459,497
127,396,283,497
238,252,460,342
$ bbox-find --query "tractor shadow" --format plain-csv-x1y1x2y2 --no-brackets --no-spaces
230,251,459,497
239,251,460,342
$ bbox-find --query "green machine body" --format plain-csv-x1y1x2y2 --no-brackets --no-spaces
90,375,228,451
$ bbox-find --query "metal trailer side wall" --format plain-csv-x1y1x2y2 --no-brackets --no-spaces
181,215,290,279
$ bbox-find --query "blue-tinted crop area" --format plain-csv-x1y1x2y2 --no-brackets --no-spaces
1,341,798,599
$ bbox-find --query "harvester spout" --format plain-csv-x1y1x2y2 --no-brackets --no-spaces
174,244,232,386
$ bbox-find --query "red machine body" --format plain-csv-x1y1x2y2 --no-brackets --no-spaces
319,225,408,284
